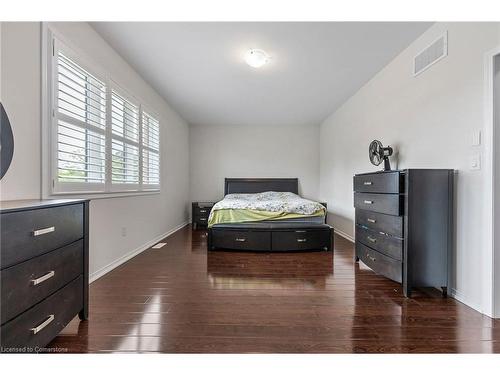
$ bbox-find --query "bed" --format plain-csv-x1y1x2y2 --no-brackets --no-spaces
207,178,333,252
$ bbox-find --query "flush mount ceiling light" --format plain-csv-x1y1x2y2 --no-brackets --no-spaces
244,49,270,68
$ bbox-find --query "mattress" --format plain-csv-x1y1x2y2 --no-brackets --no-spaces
208,191,326,227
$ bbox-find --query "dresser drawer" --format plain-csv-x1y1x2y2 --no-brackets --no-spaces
356,242,402,283
195,216,209,224
0,275,83,350
1,204,84,269
355,225,402,260
194,211,210,220
355,209,403,238
195,207,211,216
353,172,401,193
354,193,402,216
1,240,83,324
272,229,331,251
211,230,271,251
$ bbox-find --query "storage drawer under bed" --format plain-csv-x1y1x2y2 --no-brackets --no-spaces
211,229,271,251
272,229,331,251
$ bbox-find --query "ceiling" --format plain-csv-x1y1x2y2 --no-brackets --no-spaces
91,22,432,127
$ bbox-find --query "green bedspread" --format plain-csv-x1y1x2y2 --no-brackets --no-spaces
207,191,326,227
208,208,325,227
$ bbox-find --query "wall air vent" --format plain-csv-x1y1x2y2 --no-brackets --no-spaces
413,32,448,76
152,242,167,249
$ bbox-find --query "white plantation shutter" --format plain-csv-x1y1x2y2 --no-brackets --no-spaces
142,111,160,186
111,89,140,186
50,37,161,194
55,49,107,190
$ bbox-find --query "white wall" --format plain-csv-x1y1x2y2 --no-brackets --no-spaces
0,22,190,280
190,124,320,201
0,22,41,199
319,22,500,313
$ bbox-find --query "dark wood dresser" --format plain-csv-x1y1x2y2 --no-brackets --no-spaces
192,202,215,230
0,199,89,352
353,169,453,297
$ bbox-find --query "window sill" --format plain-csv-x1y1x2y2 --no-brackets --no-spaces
46,190,161,200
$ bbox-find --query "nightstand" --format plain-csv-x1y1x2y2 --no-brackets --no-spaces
192,202,215,230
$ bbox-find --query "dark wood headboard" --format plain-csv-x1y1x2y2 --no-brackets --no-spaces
224,178,299,195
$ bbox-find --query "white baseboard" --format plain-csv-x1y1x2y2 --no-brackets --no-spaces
89,221,189,283
333,228,355,243
449,287,484,315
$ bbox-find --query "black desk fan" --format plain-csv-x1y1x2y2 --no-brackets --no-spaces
369,140,393,171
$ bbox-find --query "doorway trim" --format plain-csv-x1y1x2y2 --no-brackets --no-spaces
485,45,500,318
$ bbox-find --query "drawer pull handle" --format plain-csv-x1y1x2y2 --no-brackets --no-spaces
295,230,307,233
367,218,376,223
235,238,246,242
363,181,373,185
367,236,377,243
199,218,207,221
30,314,54,335
31,271,55,286
199,210,207,213
297,238,307,243
32,226,55,237
363,200,373,205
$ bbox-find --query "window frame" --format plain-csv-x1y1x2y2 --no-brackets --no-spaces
47,33,161,197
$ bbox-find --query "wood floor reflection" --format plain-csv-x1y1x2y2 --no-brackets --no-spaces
49,225,500,353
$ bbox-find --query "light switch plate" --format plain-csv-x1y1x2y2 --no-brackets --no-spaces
471,153,481,170
472,130,481,146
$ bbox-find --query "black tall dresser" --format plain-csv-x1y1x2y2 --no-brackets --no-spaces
353,169,453,297
0,199,89,352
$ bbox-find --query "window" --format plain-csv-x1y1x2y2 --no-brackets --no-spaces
55,51,107,190
142,111,160,186
50,38,160,194
110,90,140,187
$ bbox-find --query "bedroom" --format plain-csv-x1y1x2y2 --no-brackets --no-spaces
1,0,500,370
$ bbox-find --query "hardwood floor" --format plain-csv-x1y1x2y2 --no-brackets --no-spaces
49,225,500,353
